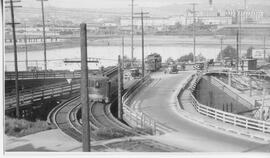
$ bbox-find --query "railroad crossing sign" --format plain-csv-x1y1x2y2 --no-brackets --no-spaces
66,78,72,84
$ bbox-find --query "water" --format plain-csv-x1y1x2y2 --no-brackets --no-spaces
5,45,247,71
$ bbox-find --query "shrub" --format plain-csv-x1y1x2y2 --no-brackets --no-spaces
5,116,56,137
94,128,135,140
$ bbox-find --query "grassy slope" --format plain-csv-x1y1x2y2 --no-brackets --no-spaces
5,116,56,137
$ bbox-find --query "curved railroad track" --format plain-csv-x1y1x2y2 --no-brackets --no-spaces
50,96,131,142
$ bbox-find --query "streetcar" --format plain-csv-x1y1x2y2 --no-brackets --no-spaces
88,67,118,103
145,53,162,72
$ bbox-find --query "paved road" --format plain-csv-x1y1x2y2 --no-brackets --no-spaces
130,71,267,152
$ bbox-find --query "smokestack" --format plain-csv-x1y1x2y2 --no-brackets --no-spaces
209,0,213,11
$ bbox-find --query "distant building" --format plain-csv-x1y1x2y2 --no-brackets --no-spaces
225,9,264,24
120,16,180,27
180,15,232,26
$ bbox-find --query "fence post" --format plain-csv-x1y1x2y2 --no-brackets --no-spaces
262,122,265,133
141,113,143,128
153,121,156,135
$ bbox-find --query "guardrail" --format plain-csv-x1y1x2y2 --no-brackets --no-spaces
5,66,116,80
189,75,270,135
5,83,81,111
122,75,175,135
5,71,81,80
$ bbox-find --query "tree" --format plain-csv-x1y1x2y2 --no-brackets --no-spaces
196,53,206,62
217,45,237,60
246,46,254,58
177,53,194,62
166,57,174,65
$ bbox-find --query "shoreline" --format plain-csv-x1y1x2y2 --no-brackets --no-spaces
5,35,270,53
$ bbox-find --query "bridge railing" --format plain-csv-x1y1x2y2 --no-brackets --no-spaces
5,71,81,80
5,80,80,97
5,83,81,111
189,75,270,135
122,75,175,134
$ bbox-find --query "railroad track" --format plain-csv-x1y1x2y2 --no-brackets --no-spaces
51,96,130,141
52,96,83,142
90,101,128,130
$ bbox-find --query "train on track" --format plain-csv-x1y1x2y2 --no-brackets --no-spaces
145,53,162,72
88,66,118,103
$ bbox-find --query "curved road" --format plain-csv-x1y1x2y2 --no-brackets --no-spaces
130,71,267,152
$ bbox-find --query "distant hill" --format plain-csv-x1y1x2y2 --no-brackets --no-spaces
5,3,270,25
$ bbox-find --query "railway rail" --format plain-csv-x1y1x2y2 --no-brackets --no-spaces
50,96,130,141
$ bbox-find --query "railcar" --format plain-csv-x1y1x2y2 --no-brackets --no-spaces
145,53,162,72
88,68,118,103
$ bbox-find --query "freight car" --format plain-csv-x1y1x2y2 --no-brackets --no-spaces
88,66,118,103
145,53,162,72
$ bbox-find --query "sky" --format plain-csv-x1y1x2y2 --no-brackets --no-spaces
20,0,270,9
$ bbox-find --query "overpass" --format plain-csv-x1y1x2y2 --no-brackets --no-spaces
122,71,270,152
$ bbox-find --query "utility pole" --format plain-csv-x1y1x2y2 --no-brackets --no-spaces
37,0,48,71
135,10,149,78
121,36,124,90
217,35,225,61
264,36,266,61
80,23,90,152
236,30,239,72
24,23,28,71
189,3,197,63
220,37,223,61
238,10,242,62
118,55,123,119
122,36,125,69
131,0,134,67
6,0,22,118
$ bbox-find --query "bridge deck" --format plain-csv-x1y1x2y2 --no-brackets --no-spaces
128,71,263,152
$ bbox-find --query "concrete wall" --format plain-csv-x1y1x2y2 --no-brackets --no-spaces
195,76,250,114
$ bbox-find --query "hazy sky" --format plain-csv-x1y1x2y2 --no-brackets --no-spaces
20,0,270,9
